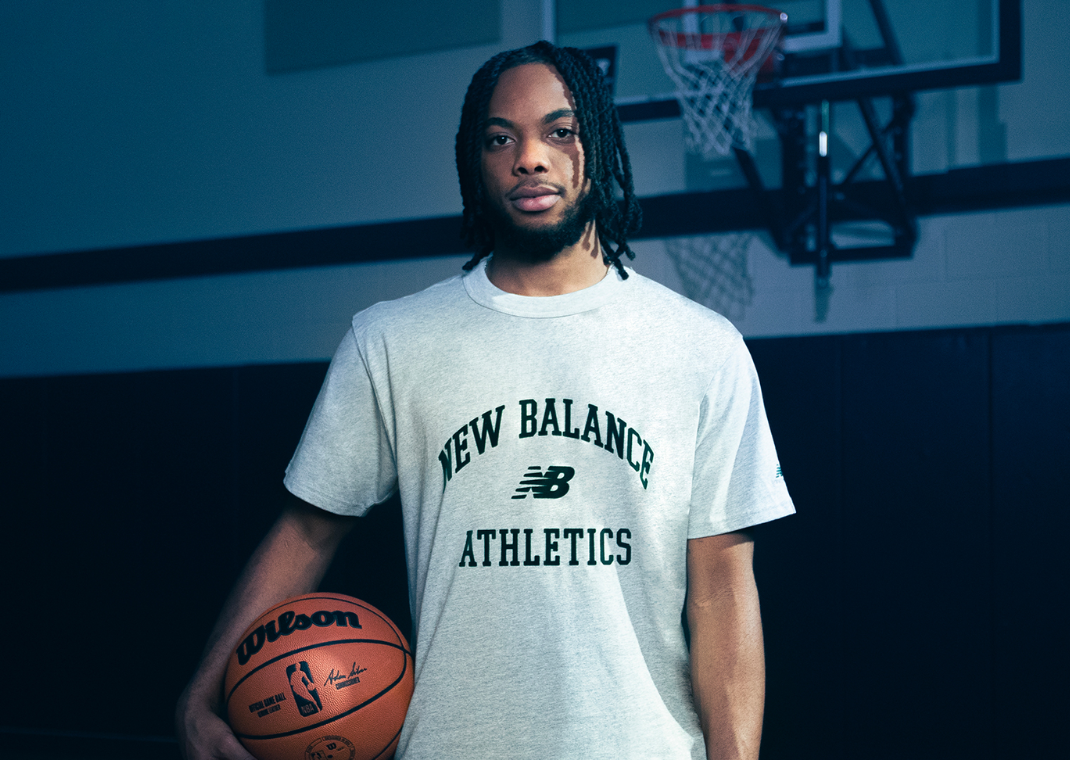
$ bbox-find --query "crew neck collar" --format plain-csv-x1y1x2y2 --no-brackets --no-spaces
462,257,628,318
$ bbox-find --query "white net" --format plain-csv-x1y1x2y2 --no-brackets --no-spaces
650,6,786,158
664,233,755,321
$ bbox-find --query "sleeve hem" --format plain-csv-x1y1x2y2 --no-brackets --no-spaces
687,499,795,540
283,473,396,518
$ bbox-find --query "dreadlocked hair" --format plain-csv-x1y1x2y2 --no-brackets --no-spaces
455,40,642,279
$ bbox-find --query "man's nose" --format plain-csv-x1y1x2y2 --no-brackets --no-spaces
514,138,549,174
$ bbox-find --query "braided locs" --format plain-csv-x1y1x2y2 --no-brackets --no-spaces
455,41,642,279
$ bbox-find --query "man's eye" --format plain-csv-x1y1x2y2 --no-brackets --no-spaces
487,134,511,147
553,128,573,138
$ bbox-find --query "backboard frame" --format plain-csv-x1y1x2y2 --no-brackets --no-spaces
756,0,1021,107
618,0,1022,119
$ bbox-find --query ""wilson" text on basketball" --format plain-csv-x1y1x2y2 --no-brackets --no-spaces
236,609,363,666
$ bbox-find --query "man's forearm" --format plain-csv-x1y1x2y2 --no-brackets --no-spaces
176,495,357,759
687,537,765,760
183,497,353,708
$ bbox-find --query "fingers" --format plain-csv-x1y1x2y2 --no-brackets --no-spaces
178,710,257,760
215,731,258,760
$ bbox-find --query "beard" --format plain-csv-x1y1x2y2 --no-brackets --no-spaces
485,188,598,263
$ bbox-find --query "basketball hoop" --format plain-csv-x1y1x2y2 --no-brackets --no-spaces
649,4,786,158
664,233,755,322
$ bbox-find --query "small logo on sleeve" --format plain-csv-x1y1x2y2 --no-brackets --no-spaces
512,465,575,499
775,464,783,479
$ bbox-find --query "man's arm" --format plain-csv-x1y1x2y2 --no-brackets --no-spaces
175,493,358,760
687,531,765,760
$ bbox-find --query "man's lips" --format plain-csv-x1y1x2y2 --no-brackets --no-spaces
509,184,561,213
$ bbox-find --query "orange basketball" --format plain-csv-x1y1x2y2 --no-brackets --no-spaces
224,593,413,760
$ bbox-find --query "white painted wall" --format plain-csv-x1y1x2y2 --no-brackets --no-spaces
1,0,1067,378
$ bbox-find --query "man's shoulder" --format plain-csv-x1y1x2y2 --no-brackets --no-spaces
625,270,744,342
351,272,468,335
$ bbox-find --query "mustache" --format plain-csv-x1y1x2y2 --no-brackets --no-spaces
507,179,565,197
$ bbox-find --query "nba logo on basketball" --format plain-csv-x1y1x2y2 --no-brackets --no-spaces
285,662,323,717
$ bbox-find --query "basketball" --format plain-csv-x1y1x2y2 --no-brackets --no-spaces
224,593,413,760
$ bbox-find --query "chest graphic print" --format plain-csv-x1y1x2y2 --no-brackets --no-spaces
435,397,654,572
437,398,654,490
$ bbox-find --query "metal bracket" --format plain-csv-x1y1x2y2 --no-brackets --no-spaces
731,0,919,285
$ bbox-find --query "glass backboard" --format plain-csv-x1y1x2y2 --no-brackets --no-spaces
554,0,1021,117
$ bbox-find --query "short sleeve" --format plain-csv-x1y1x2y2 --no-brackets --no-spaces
687,335,795,538
283,328,399,515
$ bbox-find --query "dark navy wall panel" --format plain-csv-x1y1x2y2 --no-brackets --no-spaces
840,330,993,760
749,336,845,760
991,324,1070,759
0,369,233,737
0,376,48,534
230,364,328,567
135,368,236,736
32,373,156,734
1,323,1066,756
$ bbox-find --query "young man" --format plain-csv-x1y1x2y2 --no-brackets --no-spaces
177,42,793,760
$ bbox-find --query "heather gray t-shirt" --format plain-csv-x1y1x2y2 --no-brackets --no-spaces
285,260,794,759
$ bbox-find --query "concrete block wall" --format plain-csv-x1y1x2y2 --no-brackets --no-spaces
684,204,1070,338
4,200,1066,378
1,0,1068,379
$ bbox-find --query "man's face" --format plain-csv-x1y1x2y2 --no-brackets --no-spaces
480,63,595,260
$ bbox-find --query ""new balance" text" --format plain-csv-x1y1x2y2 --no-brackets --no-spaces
436,399,655,490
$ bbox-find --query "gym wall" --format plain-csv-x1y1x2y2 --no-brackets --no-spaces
2,0,1069,379
0,2,1067,758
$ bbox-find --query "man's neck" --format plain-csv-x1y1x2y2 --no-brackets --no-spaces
485,223,609,296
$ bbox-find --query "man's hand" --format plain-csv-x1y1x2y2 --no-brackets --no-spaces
175,685,256,760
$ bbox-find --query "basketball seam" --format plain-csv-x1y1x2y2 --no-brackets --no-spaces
368,723,405,760
232,646,412,741
226,595,409,704
225,638,412,708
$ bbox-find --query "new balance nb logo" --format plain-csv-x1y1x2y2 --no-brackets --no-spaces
513,465,575,499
